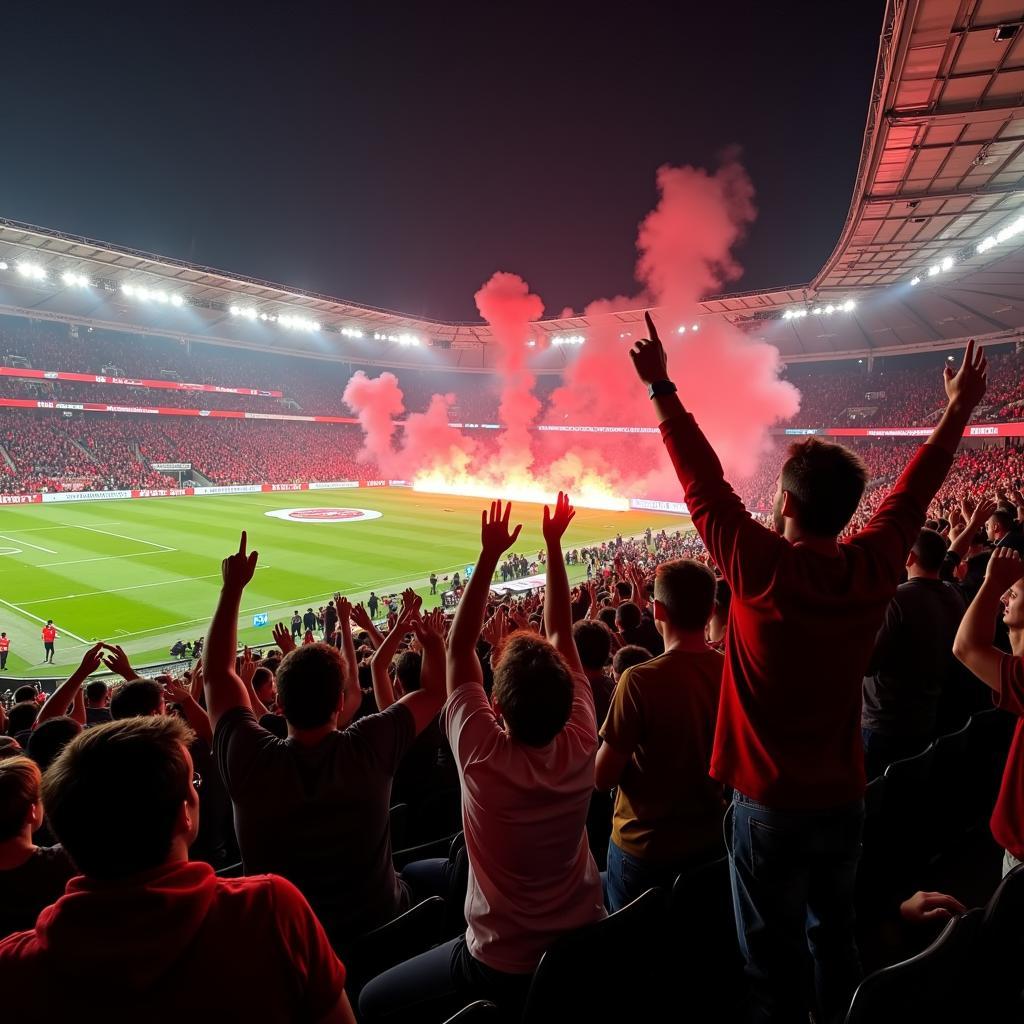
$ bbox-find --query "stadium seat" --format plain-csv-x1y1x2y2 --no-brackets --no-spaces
408,785,463,846
520,886,668,1023
666,855,744,1016
393,831,462,871
343,896,447,1005
214,861,244,878
877,744,935,894
964,708,1015,829
442,1002,501,1024
925,719,972,858
844,908,983,1024
974,863,1024,1017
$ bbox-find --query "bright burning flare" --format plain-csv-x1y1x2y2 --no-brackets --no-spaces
412,471,630,511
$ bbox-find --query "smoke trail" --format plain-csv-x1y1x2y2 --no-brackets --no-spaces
342,370,404,466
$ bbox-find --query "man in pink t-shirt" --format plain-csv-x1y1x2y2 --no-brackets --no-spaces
360,495,605,1023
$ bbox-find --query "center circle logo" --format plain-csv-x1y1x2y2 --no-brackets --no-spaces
264,507,383,524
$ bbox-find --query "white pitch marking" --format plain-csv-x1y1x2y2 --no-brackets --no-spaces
70,524,176,551
19,568,268,606
37,549,179,569
0,521,123,534
0,533,57,554
0,597,91,644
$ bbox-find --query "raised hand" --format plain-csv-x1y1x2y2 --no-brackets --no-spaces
101,642,138,681
400,587,423,619
943,338,987,413
239,646,256,686
542,491,575,546
77,643,105,678
411,610,445,652
481,500,523,558
350,602,373,631
336,596,353,622
272,622,296,654
162,675,192,705
629,311,670,385
985,546,1024,590
481,607,511,648
222,531,259,593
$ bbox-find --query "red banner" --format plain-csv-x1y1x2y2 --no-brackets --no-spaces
0,493,43,504
0,366,281,397
0,398,358,424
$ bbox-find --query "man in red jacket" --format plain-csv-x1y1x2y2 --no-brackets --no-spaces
0,715,355,1023
630,313,987,1024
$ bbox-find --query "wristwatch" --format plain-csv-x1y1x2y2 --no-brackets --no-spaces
647,379,678,399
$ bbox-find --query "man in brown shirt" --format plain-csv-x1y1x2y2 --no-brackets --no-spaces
596,558,725,910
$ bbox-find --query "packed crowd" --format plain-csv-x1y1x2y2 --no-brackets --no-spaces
0,329,1022,1022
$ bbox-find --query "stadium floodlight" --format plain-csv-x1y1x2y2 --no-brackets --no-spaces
17,262,47,281
122,283,135,296
552,334,585,346
341,326,364,339
691,323,699,331
171,294,184,307
824,304,835,315
977,236,998,254
928,264,941,277
842,300,856,312
678,324,688,331
940,256,954,272
61,271,90,287
0,262,7,271
910,276,921,286
812,307,823,315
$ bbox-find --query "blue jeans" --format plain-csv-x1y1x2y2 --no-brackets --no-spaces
604,838,721,912
727,792,864,1024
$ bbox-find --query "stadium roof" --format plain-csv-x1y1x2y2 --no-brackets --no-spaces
2,0,1024,367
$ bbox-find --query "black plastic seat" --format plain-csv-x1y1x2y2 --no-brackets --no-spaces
442,1001,501,1023
845,908,982,1024
521,887,668,1023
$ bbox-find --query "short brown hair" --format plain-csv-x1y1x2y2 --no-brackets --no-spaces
492,631,574,747
780,438,868,537
0,756,41,841
572,619,613,671
43,716,195,879
276,643,345,729
654,559,717,630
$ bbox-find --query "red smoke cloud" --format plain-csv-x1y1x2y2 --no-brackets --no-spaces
474,272,545,476
343,151,800,503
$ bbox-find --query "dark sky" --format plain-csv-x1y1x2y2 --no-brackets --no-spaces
0,2,884,322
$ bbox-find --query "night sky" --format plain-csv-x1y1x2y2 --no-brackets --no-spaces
1,2,884,322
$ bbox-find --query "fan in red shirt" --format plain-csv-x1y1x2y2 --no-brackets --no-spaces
0,632,9,671
630,314,987,1024
0,715,355,1023
40,622,57,665
954,546,1024,877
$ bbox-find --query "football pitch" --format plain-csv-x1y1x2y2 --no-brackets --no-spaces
0,488,687,680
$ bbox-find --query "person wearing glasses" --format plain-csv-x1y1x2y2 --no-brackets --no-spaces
0,716,357,1022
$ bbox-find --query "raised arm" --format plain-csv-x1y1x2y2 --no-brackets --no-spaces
953,547,1024,690
203,531,258,728
238,647,269,719
332,597,362,728
630,311,782,597
400,608,447,734
350,603,385,650
37,644,104,725
163,674,214,748
927,340,988,457
370,589,421,712
543,492,584,675
447,501,522,696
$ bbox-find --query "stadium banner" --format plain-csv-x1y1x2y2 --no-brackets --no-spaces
536,424,661,434
387,479,412,487
262,483,310,492
131,488,194,498
150,462,192,471
0,493,43,504
192,485,264,495
0,366,282,397
361,479,388,487
630,497,690,515
307,481,360,489
40,490,133,503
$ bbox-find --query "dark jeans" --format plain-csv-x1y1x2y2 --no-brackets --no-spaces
604,837,721,912
861,726,931,781
358,936,532,1024
0,651,6,669
727,791,864,1024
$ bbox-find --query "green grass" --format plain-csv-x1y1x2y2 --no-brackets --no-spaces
0,488,687,680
